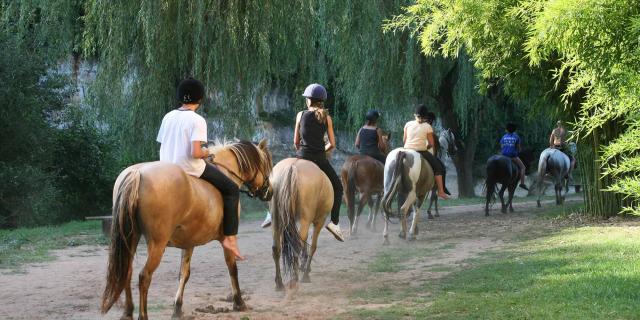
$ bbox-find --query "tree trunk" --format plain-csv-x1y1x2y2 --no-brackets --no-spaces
435,60,478,197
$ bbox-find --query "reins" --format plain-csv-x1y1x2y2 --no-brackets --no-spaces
210,157,269,199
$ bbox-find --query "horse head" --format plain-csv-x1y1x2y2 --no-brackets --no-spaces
380,131,392,155
438,129,457,157
210,139,274,201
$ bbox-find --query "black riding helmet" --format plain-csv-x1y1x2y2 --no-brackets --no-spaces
177,78,205,103
414,104,429,118
425,112,436,123
365,109,380,122
506,122,517,133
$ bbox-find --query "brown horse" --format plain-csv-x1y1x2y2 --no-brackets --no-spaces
269,158,333,290
101,140,273,320
340,133,390,234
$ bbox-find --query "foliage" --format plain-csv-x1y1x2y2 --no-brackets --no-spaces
388,0,640,215
0,0,117,228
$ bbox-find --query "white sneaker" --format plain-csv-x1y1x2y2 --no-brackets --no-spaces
261,212,272,228
325,222,345,242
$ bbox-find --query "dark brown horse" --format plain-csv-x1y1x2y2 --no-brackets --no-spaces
341,133,390,234
101,140,273,320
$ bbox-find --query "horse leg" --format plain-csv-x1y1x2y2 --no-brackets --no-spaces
172,248,194,319
408,204,420,241
399,191,416,239
498,185,507,214
302,223,323,283
382,212,390,245
272,235,284,291
138,242,166,320
121,233,139,320
298,222,311,283
370,195,380,232
434,191,440,217
353,192,368,235
427,190,435,219
223,248,247,311
508,185,516,213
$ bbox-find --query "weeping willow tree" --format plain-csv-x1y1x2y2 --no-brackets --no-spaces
81,0,434,164
388,0,640,216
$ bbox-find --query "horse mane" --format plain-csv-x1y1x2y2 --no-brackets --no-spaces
209,139,273,175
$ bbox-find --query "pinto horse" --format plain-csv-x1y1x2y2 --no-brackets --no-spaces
426,128,457,219
381,148,434,244
101,140,273,320
535,148,570,207
341,133,390,234
269,158,333,290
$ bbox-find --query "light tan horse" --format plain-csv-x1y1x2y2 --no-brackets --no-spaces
101,140,273,320
269,158,333,289
340,133,391,234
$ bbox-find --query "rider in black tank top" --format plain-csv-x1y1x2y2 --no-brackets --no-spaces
299,110,327,158
355,110,385,164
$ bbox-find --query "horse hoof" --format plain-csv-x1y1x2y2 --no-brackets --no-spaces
301,275,311,283
509,208,514,213
398,232,406,239
233,301,248,312
120,316,134,320
435,213,440,217
485,212,490,217
275,283,285,292
501,209,507,214
537,202,541,208
427,214,434,220
408,235,416,241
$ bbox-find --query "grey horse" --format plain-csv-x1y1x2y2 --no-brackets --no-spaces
426,128,457,218
535,148,571,206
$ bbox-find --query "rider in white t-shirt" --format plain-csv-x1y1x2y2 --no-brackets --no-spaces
156,78,244,260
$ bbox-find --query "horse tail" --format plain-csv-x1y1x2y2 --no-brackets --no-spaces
346,161,358,221
101,168,141,314
271,164,303,277
382,151,406,216
537,151,551,193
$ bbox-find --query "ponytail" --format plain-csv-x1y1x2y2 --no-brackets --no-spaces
310,100,327,124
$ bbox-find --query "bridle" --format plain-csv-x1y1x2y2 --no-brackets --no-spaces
209,158,271,200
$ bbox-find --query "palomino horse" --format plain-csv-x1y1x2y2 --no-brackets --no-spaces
270,158,333,289
535,148,570,207
484,155,519,216
341,133,390,234
101,140,273,320
381,148,435,244
426,128,457,219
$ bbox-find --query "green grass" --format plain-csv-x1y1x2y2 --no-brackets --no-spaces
0,220,107,270
340,208,640,319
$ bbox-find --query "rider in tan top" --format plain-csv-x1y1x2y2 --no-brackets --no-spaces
549,120,576,176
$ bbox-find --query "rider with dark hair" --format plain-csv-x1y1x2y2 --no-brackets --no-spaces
500,122,529,190
156,78,243,260
355,109,386,164
261,84,344,241
403,105,450,199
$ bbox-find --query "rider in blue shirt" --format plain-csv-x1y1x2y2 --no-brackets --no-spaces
500,123,529,190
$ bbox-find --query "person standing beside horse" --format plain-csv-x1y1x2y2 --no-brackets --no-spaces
499,123,529,191
403,105,449,199
549,120,576,178
355,109,387,164
156,78,243,260
262,83,345,241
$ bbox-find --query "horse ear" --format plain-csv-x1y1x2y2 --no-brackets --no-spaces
258,138,268,149
387,132,392,140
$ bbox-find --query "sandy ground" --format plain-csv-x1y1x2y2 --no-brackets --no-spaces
0,199,578,320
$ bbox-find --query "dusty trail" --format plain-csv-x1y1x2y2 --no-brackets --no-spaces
0,199,577,320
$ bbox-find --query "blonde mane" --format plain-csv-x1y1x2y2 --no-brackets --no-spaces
209,139,272,177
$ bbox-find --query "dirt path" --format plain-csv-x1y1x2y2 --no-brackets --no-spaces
0,199,578,320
